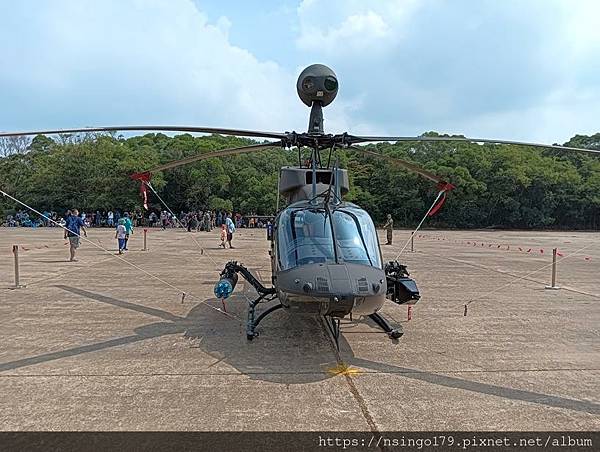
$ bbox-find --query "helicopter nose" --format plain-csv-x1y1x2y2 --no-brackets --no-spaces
279,263,386,297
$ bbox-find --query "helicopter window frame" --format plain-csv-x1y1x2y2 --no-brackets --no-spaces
330,208,382,268
277,206,381,271
277,208,337,270
332,209,374,267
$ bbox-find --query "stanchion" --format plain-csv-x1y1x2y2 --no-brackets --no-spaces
407,305,412,321
12,245,23,289
410,233,414,253
545,248,560,290
143,228,148,251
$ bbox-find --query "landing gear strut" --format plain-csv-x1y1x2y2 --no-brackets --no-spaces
216,261,279,341
369,312,403,339
324,316,342,350
247,296,282,340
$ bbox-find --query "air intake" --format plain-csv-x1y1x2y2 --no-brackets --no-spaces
316,277,330,292
357,277,369,293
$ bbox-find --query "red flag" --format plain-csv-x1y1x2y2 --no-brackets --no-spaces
131,171,152,210
427,191,447,217
141,184,148,210
427,182,455,217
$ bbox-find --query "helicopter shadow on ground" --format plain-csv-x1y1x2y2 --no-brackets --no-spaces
0,283,341,384
2,285,599,416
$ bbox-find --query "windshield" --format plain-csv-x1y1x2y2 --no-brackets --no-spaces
277,206,381,270
333,207,381,268
277,209,335,270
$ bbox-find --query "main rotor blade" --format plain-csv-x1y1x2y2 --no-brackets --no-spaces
134,142,281,177
0,125,286,140
346,135,600,155
349,146,449,186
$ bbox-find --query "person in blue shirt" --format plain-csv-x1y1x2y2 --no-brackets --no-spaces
64,209,87,262
225,212,236,249
122,212,134,250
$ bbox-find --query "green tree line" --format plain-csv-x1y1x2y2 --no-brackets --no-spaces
1,132,599,229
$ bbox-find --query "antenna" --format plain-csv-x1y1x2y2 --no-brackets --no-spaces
333,157,342,204
276,169,281,211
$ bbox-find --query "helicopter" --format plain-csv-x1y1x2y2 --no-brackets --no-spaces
2,63,599,349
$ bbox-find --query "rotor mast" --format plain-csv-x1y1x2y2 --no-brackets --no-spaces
308,102,324,134
308,102,323,200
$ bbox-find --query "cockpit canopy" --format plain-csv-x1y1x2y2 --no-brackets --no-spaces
277,204,382,270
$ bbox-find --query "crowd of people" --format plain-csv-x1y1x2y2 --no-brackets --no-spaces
3,207,276,257
2,209,274,230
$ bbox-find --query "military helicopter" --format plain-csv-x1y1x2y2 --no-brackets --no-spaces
2,64,599,348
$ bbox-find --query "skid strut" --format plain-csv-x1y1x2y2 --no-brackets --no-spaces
369,312,403,339
217,261,279,340
324,316,342,351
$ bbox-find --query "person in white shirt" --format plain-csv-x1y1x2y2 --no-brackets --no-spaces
115,219,127,254
107,210,114,227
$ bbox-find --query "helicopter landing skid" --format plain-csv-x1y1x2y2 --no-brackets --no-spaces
247,295,282,340
369,312,403,339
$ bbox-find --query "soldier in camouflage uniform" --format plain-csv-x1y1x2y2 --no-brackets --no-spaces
383,213,393,245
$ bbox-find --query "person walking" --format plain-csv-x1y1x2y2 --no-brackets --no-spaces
383,213,394,245
225,213,236,248
64,209,87,261
219,224,227,248
115,218,127,254
123,212,134,250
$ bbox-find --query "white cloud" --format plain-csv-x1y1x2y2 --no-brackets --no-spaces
293,0,600,143
1,0,599,144
296,0,420,56
0,0,306,133
443,88,600,144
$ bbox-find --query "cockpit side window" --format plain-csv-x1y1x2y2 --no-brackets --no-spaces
333,209,382,267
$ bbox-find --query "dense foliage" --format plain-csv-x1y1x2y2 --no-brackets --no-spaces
1,132,599,229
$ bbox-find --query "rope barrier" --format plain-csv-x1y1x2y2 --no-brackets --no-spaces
145,182,221,272
412,233,593,261
394,189,445,259
0,188,242,323
463,240,596,308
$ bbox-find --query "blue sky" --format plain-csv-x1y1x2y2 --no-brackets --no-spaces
0,0,598,143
